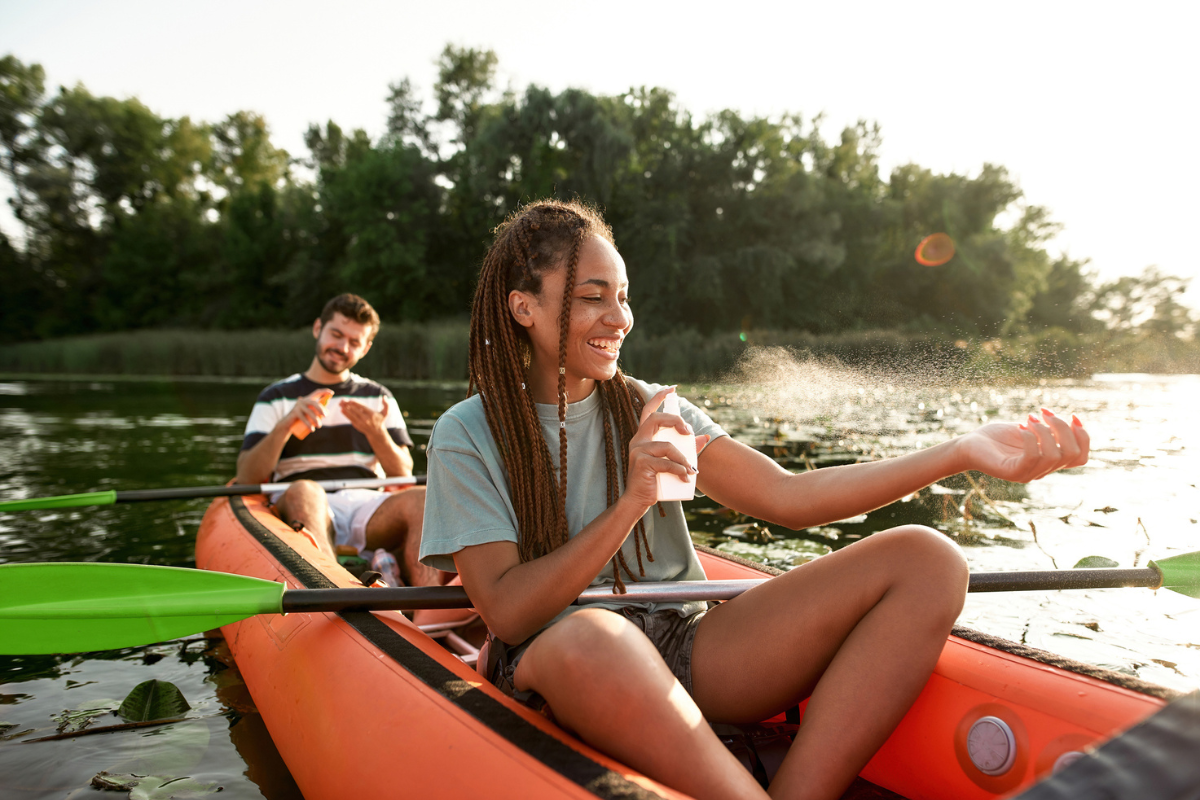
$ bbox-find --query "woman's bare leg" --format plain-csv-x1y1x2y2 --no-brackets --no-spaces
514,608,770,800
689,525,968,800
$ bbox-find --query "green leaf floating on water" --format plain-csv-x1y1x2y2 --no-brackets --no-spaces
54,698,120,733
1074,555,1120,569
131,775,223,799
717,537,832,567
92,773,222,799
118,679,190,722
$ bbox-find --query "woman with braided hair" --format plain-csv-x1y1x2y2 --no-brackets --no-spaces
418,199,1090,800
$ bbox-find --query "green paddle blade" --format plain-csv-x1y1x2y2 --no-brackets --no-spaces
1150,552,1200,599
0,490,117,512
0,563,286,655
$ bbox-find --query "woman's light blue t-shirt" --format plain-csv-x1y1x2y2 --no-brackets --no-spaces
418,378,728,628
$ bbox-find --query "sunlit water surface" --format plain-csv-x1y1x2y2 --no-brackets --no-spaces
0,373,1197,797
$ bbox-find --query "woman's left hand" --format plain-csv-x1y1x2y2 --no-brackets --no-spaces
956,408,1090,483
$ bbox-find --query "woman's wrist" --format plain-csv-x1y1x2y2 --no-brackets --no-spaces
613,492,653,528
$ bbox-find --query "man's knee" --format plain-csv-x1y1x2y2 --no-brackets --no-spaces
387,486,426,526
281,479,325,506
275,480,330,530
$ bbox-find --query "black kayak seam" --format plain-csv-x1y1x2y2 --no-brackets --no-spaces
228,496,662,800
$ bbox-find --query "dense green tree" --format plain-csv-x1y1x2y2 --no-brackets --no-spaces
3,49,1186,350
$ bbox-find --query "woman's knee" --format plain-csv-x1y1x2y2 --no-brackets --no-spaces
521,610,655,690
875,525,968,607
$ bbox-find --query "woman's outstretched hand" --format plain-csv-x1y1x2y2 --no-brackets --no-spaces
956,408,1090,483
622,387,710,511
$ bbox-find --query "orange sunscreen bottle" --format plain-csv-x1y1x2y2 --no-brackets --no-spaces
289,389,333,440
652,392,697,502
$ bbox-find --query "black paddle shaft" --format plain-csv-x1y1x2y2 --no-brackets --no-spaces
116,485,267,502
282,585,473,613
968,567,1162,593
277,567,1166,616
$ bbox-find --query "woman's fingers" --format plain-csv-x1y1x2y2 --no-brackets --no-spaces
639,387,674,426
1068,415,1091,467
1026,414,1063,479
1019,409,1091,480
1037,408,1082,466
633,441,697,474
634,391,692,442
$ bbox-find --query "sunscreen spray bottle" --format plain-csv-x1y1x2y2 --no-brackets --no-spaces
653,392,697,502
289,389,333,440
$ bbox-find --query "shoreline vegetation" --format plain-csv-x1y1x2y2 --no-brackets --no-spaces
3,48,1197,359
2,326,1196,384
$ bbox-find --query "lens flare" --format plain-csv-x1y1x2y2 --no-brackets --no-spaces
915,233,956,266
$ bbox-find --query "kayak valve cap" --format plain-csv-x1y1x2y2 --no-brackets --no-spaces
967,716,1017,775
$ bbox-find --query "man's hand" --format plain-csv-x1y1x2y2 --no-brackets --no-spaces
284,389,332,438
342,397,413,476
341,397,390,436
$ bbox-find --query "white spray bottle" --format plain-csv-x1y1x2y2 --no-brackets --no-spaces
652,392,697,502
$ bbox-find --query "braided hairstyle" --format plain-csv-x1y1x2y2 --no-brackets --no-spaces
468,199,653,592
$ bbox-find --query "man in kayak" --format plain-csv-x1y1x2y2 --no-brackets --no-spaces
235,293,439,586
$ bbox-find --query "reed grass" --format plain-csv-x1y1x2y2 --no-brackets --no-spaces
1,324,1195,382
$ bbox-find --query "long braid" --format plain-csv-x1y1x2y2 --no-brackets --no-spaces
555,234,582,545
467,199,651,589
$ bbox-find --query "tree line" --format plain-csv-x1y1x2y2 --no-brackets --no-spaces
1,47,1194,345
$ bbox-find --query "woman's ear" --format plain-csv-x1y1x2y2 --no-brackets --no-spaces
508,290,536,329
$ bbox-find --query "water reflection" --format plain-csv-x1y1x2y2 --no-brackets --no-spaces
686,371,1200,692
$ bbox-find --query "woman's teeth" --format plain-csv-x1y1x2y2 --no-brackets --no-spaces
588,339,619,353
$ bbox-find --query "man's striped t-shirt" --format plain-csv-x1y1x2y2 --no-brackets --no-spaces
241,373,414,482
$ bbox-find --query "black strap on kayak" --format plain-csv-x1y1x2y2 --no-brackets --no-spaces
1013,691,1200,799
229,496,662,800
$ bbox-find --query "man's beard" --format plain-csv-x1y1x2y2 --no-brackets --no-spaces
316,347,354,376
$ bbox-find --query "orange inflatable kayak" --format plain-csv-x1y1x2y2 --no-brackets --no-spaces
195,494,1189,799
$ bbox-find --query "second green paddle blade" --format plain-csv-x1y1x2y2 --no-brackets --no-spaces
1151,551,1200,599
0,562,286,655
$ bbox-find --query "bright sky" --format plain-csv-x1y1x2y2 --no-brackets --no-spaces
3,0,1198,304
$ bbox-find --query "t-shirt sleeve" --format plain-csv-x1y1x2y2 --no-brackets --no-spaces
380,386,414,448
418,416,520,573
241,387,285,451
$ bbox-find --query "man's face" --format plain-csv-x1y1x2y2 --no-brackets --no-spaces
312,313,374,375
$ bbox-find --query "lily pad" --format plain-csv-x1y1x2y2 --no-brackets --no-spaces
1074,555,1120,569
131,775,223,799
54,698,119,733
723,522,775,544
89,772,223,799
716,537,831,568
118,680,190,723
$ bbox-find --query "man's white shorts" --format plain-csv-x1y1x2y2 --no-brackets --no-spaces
268,487,390,555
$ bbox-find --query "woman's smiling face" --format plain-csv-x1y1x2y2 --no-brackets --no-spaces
508,235,633,403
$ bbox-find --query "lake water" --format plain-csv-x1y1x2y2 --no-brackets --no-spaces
1,372,1197,798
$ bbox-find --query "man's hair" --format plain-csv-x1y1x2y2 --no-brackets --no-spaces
319,294,381,341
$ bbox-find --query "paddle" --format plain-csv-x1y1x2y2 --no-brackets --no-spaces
0,475,427,512
3,551,1199,655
